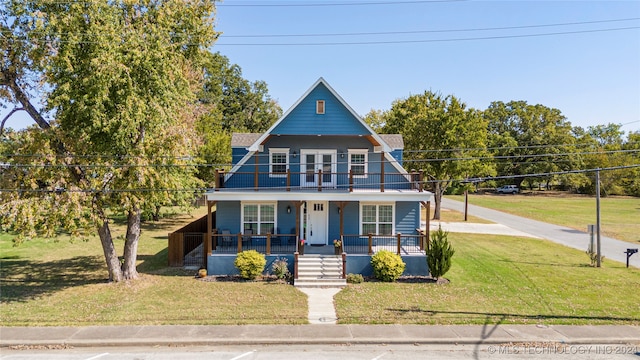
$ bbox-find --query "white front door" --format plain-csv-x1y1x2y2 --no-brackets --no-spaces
300,150,336,188
306,201,327,245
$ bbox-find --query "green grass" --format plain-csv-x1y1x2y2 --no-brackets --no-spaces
336,233,640,325
0,207,307,326
447,193,640,244
2,200,639,326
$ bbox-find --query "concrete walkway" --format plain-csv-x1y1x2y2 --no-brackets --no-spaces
298,288,341,325
437,197,640,268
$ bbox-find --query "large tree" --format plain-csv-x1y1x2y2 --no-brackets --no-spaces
0,0,217,281
484,101,576,189
195,52,281,185
382,91,494,219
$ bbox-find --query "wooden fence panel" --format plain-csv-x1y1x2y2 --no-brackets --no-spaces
168,232,184,267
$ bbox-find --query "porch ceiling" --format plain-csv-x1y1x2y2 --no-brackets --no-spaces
205,189,432,202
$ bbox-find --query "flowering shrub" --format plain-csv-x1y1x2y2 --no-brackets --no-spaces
370,250,405,282
271,257,290,280
333,239,342,248
234,250,266,280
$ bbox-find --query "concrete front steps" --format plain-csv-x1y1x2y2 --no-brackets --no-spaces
294,254,347,288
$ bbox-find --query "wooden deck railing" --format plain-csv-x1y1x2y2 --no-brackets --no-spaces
214,169,424,192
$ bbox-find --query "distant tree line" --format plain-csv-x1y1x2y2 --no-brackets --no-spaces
365,93,639,218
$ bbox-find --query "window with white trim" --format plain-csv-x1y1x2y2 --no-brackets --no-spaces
242,203,276,234
360,203,394,235
316,100,325,114
348,149,368,177
269,148,289,177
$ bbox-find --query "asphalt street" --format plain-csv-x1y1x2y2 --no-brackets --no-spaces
439,197,640,268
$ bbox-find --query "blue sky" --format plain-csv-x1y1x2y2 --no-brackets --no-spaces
3,0,639,134
212,0,640,133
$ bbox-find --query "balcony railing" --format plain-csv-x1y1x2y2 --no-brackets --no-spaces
208,232,428,256
212,232,297,255
214,169,424,192
341,233,428,255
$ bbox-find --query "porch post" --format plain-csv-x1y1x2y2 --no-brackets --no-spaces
266,232,271,255
286,169,291,191
396,233,401,255
317,169,322,192
338,201,347,237
254,153,259,191
380,151,385,192
368,233,373,255
205,201,214,268
349,169,353,192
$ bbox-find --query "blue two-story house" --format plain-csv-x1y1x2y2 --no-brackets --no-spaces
203,78,432,277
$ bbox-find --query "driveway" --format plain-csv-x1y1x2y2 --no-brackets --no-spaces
436,197,639,269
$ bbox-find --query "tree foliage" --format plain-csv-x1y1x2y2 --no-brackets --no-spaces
382,91,494,219
0,0,217,282
195,52,281,185
484,101,576,190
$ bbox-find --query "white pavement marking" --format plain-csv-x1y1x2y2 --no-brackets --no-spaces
229,350,256,360
299,287,342,325
85,353,109,360
371,353,387,360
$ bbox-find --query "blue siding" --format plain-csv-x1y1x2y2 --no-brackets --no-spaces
272,83,370,135
390,149,403,164
232,148,248,166
342,202,360,235
225,135,411,190
396,201,420,235
215,202,241,233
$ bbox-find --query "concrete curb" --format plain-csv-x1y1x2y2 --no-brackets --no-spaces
2,325,639,348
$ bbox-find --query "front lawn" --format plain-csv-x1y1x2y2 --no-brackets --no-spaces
0,207,307,326
336,233,640,325
448,193,640,244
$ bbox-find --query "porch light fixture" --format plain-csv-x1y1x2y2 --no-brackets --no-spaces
287,206,291,214
292,151,297,158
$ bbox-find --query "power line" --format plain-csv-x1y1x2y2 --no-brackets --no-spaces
2,149,638,168
1,164,638,193
222,18,640,38
214,26,640,46
30,0,468,6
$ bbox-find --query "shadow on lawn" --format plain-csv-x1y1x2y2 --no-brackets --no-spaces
386,308,640,323
0,255,106,303
497,259,591,268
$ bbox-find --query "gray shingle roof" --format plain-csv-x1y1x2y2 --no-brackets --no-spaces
379,134,404,150
231,133,261,147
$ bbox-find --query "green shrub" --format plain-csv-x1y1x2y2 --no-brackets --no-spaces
271,257,290,280
426,226,455,280
370,250,405,282
234,250,266,280
346,273,364,284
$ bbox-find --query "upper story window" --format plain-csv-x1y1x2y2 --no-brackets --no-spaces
269,148,289,177
348,149,368,177
316,100,325,114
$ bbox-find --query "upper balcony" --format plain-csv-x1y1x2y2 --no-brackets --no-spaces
213,169,424,193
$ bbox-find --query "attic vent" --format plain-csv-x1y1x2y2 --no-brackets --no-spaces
316,100,325,114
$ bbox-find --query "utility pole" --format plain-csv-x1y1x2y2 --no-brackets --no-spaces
596,169,602,268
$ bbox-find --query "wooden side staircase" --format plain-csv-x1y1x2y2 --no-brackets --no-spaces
294,254,346,288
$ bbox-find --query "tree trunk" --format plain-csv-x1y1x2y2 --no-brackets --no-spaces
433,182,442,220
97,217,123,282
122,207,141,280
